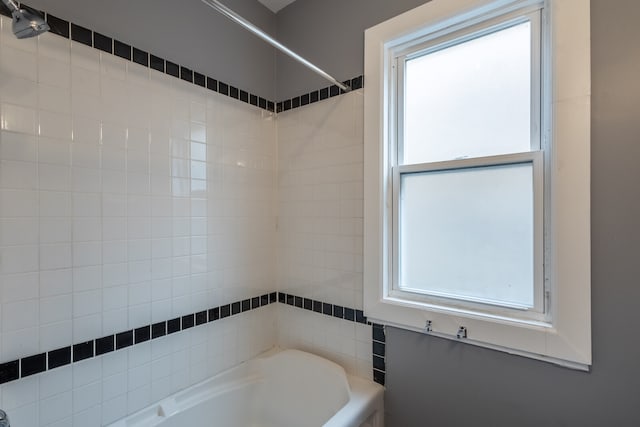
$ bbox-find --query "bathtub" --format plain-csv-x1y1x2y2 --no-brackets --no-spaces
107,348,384,427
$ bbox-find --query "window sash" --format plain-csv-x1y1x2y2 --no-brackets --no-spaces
391,151,545,319
394,8,542,166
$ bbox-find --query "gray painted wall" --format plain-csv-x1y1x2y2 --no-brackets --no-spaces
275,0,430,100
276,0,640,425
384,0,640,425
26,0,278,99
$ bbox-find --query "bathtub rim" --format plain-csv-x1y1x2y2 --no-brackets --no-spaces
105,347,384,427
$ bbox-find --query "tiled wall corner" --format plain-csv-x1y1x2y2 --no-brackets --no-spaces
275,90,373,379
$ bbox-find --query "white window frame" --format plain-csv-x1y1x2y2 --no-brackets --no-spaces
364,0,591,369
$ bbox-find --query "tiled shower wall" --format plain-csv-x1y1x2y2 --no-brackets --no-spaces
0,16,277,426
276,90,374,379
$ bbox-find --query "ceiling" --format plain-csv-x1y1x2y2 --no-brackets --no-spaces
257,0,297,13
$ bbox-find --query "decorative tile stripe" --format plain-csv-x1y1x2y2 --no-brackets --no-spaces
1,3,276,112
1,4,363,116
372,323,386,386
0,292,278,385
276,75,364,113
277,292,386,386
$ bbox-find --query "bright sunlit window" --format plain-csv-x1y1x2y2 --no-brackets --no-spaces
364,0,591,369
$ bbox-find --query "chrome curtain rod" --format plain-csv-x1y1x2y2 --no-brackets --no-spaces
201,0,351,93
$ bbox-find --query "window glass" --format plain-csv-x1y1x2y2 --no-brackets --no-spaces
403,21,532,165
398,162,535,308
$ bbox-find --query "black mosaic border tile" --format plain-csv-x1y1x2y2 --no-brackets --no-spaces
0,292,277,385
13,3,276,113
276,75,364,114
372,323,386,386
7,4,360,115
277,291,385,386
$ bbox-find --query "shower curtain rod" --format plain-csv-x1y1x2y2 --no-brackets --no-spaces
201,0,351,93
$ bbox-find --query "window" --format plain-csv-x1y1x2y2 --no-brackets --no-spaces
364,0,591,368
394,10,543,318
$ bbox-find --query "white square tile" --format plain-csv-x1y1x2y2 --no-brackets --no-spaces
102,372,127,401
101,122,127,148
40,320,72,351
127,363,151,391
102,263,128,287
127,195,151,217
71,92,101,121
102,240,127,263
2,298,39,331
72,116,101,145
0,160,37,189
127,127,150,151
126,172,150,194
128,281,151,305
71,66,100,96
101,395,127,426
73,265,102,292
73,376,102,412
2,244,39,273
102,308,128,335
1,77,37,109
38,164,71,192
72,218,101,242
40,268,72,297
39,365,72,399
2,326,39,360
72,313,101,343
102,350,128,377
101,147,126,171
72,241,101,267
71,167,101,192
40,218,72,243
39,84,71,114
73,290,102,318
101,55,127,81
1,44,37,81
39,191,71,217
71,143,100,168
151,299,171,322
0,218,38,245
102,170,126,194
38,56,71,89
102,285,127,311
0,189,38,216
1,103,36,134
1,131,37,162
127,218,151,240
2,272,38,303
39,390,72,426
71,404,101,427
39,110,72,140
40,294,72,324
127,383,151,414
38,33,70,62
71,192,100,217
128,303,151,329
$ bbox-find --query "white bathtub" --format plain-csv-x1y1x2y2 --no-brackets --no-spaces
107,348,384,427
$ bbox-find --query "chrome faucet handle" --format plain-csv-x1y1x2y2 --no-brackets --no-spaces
0,409,10,427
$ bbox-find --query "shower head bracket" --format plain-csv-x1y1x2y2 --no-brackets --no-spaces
1,0,50,39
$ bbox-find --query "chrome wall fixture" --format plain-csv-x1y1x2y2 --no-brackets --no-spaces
1,0,49,39
201,0,351,93
0,409,10,427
